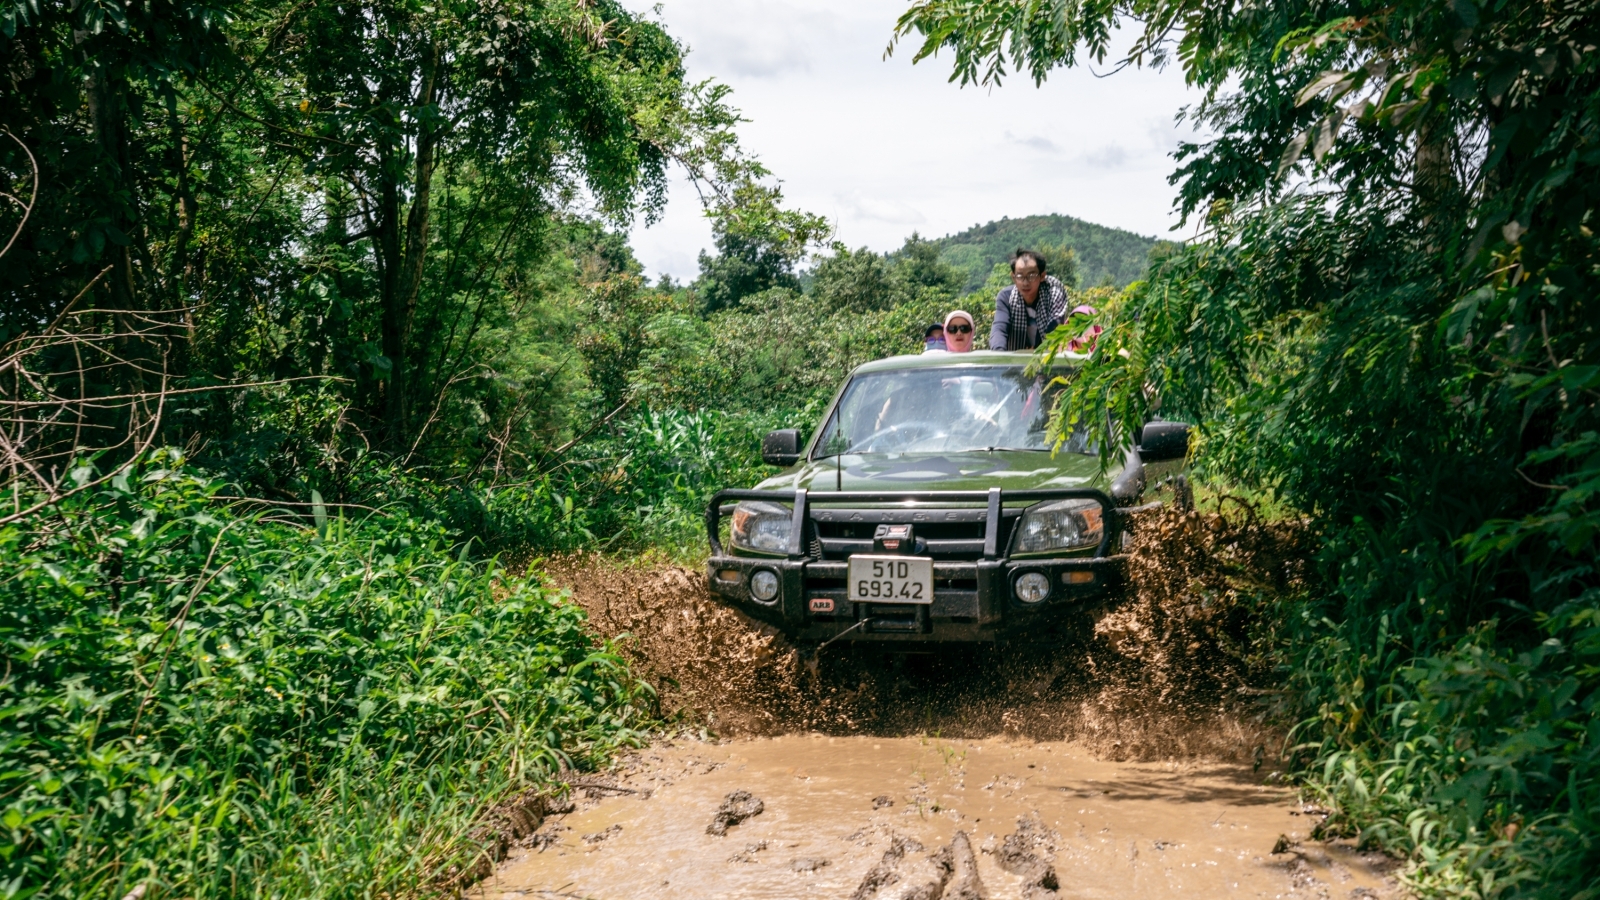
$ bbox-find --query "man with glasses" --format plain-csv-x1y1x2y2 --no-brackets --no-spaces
988,249,1069,351
942,310,975,353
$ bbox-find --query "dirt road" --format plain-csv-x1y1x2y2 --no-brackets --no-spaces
490,512,1394,898
476,734,1396,899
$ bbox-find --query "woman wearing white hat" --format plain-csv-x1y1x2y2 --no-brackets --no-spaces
942,310,975,353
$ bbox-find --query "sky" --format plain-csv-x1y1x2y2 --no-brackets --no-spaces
620,0,1209,283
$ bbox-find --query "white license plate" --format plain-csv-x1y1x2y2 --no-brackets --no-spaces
847,555,934,604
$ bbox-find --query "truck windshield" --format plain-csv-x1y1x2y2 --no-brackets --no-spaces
813,366,1092,457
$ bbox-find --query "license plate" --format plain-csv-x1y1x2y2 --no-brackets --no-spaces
847,555,934,604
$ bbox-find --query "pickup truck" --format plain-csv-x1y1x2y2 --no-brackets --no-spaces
704,350,1188,645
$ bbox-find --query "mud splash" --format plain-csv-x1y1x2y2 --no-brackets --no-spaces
540,504,1311,761
474,734,1400,899
493,507,1379,898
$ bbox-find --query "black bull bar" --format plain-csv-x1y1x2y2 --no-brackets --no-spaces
704,487,1130,642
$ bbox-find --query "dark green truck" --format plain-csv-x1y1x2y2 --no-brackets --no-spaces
705,350,1188,645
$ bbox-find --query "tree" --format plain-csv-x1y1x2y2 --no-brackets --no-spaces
694,183,829,313
887,232,965,298
695,213,805,313
0,0,231,322
809,243,896,313
3,0,828,477
229,0,684,444
809,233,965,315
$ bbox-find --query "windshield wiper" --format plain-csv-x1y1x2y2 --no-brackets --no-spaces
983,446,1049,452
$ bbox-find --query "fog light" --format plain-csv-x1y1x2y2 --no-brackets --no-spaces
750,569,780,604
1014,571,1050,604
1062,571,1095,585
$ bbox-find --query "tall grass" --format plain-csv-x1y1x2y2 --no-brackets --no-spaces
353,407,795,562
1,450,653,900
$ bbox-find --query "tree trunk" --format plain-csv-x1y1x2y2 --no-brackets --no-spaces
374,42,442,450
377,134,407,445
76,22,152,417
83,62,139,315
1414,112,1456,239
399,45,440,430
166,97,197,305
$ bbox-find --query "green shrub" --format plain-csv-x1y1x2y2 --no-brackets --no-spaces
1056,197,1598,897
0,450,651,900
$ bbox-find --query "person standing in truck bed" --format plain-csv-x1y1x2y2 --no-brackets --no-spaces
988,249,1069,351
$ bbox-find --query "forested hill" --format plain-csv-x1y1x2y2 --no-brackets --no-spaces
934,214,1166,291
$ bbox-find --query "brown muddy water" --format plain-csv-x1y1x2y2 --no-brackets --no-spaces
475,735,1398,899
494,508,1401,898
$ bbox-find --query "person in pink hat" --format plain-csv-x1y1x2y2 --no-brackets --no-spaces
943,310,975,353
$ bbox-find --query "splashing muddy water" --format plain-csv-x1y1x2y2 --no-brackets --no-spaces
540,506,1309,756
503,508,1391,897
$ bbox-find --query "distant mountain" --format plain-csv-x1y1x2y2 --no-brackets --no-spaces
934,214,1168,292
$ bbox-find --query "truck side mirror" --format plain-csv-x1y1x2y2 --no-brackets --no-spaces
761,429,802,467
1138,420,1190,462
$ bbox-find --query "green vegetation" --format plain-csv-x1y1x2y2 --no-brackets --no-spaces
1,451,649,900
934,213,1170,291
895,0,1598,895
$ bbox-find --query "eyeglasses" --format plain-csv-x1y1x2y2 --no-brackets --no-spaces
1011,272,1042,283
945,323,972,334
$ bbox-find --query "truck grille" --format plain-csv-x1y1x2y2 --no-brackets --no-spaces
807,508,1021,562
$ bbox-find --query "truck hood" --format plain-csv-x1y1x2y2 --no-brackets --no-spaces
754,449,1110,496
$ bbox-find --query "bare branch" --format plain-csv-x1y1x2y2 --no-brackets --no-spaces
0,130,38,262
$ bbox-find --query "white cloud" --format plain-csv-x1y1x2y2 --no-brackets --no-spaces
1005,131,1061,153
834,192,927,227
1080,144,1131,169
623,0,1207,280
1145,113,1193,153
640,0,839,78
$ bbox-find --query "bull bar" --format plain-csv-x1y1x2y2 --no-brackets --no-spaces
704,487,1130,643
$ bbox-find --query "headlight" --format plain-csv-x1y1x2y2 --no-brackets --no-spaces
730,501,793,554
1014,571,1050,603
1014,498,1104,554
749,569,780,603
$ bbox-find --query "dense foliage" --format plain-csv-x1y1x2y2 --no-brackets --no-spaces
0,0,809,475
895,0,1598,895
0,451,650,900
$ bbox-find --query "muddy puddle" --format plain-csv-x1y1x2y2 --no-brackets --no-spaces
494,508,1392,897
476,734,1398,899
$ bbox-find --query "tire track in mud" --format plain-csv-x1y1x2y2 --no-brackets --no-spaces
540,505,1314,761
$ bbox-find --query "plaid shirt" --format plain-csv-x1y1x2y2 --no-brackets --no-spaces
989,276,1069,350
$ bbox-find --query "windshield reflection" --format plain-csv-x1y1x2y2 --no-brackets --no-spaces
813,366,1093,457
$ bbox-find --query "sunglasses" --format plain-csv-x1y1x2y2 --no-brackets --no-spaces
945,323,973,334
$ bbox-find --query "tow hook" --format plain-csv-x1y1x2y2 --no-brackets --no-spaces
801,618,877,681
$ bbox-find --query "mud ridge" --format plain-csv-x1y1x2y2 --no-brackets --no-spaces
541,502,1310,761
439,787,571,888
